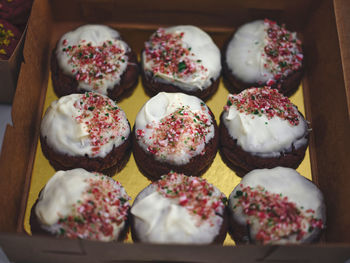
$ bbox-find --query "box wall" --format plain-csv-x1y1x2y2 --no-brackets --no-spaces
0,0,349,246
333,0,350,117
50,0,317,31
0,0,53,232
0,234,350,263
301,0,350,243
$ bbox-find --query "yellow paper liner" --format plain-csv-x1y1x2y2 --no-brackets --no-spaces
23,74,311,245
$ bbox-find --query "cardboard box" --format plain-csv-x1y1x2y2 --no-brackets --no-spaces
0,0,349,261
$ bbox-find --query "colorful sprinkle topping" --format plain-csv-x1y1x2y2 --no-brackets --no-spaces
136,105,212,159
61,38,128,91
57,174,130,240
74,92,128,156
144,28,208,81
262,19,303,86
156,172,226,225
225,87,300,125
0,23,16,56
233,185,324,244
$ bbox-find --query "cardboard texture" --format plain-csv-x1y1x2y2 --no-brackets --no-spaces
0,0,350,261
0,234,350,263
333,0,350,117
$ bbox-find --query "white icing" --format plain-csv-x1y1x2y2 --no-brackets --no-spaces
35,168,129,242
229,167,326,244
40,93,130,158
142,25,221,91
225,20,301,84
35,169,90,225
131,183,224,244
226,20,271,83
56,24,130,95
222,93,308,157
134,92,215,165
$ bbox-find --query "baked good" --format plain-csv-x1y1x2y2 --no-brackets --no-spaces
40,92,131,176
223,19,303,96
228,167,326,244
0,19,21,60
219,87,309,176
0,0,33,26
133,92,219,180
130,172,228,244
51,24,139,101
30,168,131,241
141,25,221,101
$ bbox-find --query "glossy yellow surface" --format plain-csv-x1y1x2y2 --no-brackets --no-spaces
24,75,311,246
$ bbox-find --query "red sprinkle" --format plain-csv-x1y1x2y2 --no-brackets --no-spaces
74,92,127,156
144,28,207,81
233,185,324,244
136,105,212,158
57,174,130,240
156,172,226,226
225,87,300,126
262,19,303,85
61,39,127,90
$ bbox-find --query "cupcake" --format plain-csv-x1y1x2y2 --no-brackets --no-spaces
130,172,228,244
223,19,303,96
141,25,221,101
133,92,219,180
0,0,33,26
51,24,139,100
219,87,309,176
30,168,131,241
40,92,131,176
0,19,21,60
228,167,326,244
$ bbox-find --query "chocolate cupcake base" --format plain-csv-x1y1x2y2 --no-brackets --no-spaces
40,134,131,177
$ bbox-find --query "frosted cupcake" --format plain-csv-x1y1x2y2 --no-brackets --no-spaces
219,87,309,176
223,19,303,96
130,172,228,244
40,92,131,175
142,25,221,100
30,168,131,241
51,24,139,100
133,92,219,180
228,167,326,244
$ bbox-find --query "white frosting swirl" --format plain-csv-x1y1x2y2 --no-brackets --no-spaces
134,92,215,165
35,169,90,226
142,25,221,91
131,176,225,244
56,24,130,95
41,93,130,158
229,167,326,244
35,169,130,242
226,20,272,83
